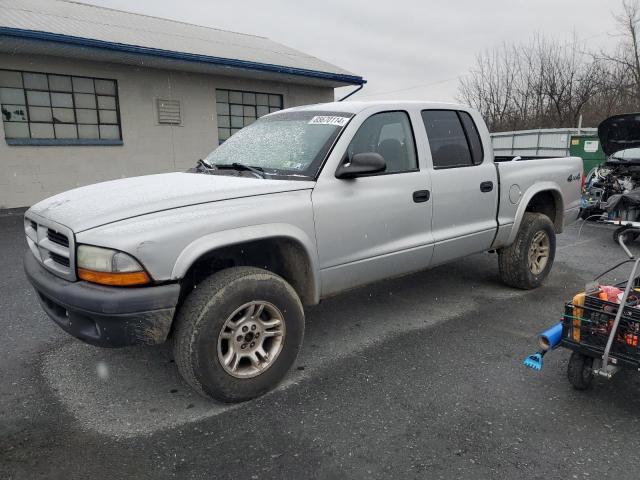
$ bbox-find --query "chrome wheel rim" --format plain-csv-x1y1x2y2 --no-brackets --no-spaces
217,301,286,379
528,230,550,275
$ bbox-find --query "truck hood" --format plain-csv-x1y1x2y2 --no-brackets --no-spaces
598,113,640,158
28,172,314,232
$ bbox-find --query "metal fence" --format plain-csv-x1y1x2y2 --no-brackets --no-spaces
491,128,597,157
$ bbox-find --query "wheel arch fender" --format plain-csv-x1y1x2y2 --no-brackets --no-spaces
506,183,564,246
171,224,321,305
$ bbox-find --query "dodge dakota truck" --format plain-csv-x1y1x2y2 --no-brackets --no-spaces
23,101,582,402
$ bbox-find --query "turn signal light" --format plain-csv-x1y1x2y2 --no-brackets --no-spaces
78,268,151,286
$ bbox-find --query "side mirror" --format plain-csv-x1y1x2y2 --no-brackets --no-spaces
335,152,386,179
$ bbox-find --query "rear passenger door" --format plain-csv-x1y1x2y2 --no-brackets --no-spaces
421,109,498,265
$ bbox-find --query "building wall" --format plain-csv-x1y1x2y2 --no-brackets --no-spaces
0,53,334,208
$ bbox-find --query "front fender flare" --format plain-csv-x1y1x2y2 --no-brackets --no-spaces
170,223,321,304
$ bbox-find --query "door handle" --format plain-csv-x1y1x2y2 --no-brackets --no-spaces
480,181,494,193
413,190,430,203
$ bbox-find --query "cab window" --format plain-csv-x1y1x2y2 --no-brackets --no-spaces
421,110,483,168
347,111,417,174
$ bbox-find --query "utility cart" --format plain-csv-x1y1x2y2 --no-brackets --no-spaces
560,229,640,389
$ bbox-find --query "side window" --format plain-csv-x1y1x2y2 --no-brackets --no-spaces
421,110,475,168
347,111,417,174
458,111,484,164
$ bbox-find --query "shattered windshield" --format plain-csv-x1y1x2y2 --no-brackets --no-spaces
203,111,353,178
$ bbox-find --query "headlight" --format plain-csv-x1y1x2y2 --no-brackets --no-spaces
77,245,151,286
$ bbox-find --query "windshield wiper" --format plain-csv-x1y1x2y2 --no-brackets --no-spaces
214,162,266,179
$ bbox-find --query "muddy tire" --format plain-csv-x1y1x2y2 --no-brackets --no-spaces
173,266,304,403
498,212,556,289
567,351,594,391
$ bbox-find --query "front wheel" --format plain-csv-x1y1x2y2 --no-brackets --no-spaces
498,212,556,289
173,267,305,402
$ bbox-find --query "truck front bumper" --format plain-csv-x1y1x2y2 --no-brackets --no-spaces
24,251,181,347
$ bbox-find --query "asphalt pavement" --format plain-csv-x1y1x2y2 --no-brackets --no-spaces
2,211,640,479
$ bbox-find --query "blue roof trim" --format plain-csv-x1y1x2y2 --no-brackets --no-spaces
0,27,366,86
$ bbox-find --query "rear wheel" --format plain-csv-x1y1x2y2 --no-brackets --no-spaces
567,351,594,390
498,212,556,289
173,266,305,402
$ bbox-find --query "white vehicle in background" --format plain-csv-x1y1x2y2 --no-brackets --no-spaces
23,101,582,402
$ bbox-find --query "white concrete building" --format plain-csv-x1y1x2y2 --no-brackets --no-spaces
0,0,364,208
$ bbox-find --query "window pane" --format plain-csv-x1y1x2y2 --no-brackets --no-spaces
27,90,51,106
269,107,280,113
256,94,268,105
230,128,241,135
51,92,73,108
348,111,417,173
99,124,120,139
74,93,95,108
242,92,256,104
269,95,281,107
256,105,269,117
0,87,25,104
243,116,255,126
230,104,243,116
0,70,23,88
3,121,30,138
1,105,28,122
23,73,48,90
29,106,52,122
78,124,99,139
48,75,72,92
52,108,75,123
72,77,94,93
231,116,243,128
99,110,118,124
217,102,229,115
54,124,78,139
459,111,484,164
243,105,255,116
94,79,116,95
421,110,473,168
218,127,230,141
215,90,228,102
30,123,55,138
76,109,97,124
229,91,242,103
217,115,230,128
97,95,116,109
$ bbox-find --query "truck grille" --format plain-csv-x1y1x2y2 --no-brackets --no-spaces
49,251,71,267
24,214,76,281
47,229,69,248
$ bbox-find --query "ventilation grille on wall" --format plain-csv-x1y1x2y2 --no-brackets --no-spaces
156,99,181,125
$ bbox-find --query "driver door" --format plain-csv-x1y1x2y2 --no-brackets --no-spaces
311,110,434,297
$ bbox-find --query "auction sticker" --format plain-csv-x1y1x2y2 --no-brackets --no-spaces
308,116,349,126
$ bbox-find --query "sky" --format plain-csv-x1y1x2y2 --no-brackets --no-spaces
81,0,624,103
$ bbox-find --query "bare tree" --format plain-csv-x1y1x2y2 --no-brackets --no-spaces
457,0,640,132
599,0,640,109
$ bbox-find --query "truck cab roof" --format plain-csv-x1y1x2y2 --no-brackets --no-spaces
280,100,471,115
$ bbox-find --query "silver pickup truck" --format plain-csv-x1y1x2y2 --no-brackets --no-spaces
23,101,582,402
